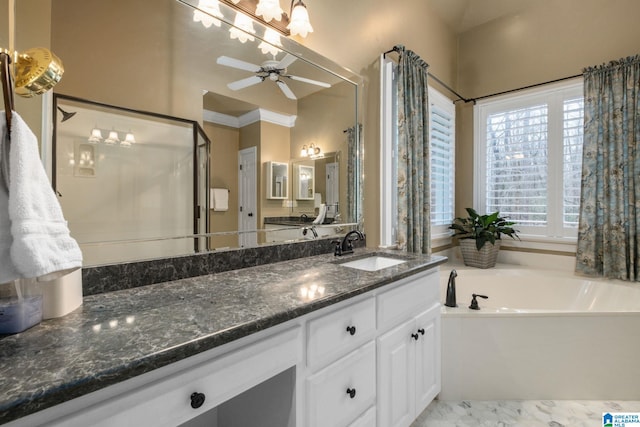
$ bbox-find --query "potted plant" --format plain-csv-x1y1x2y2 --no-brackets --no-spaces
449,208,519,268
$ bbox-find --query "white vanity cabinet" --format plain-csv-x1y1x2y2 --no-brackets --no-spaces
376,270,441,427
9,265,441,427
305,297,377,427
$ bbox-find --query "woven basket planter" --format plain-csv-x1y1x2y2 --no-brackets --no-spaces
459,239,501,269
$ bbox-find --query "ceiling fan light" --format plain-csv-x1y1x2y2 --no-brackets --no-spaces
255,0,284,23
258,28,282,56
288,0,313,38
193,0,223,28
229,13,256,43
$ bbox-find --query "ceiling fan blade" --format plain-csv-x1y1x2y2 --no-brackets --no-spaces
287,75,331,88
216,56,261,73
276,80,297,100
276,54,297,70
228,76,263,91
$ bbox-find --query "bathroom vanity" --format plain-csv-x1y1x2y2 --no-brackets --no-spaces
0,250,445,427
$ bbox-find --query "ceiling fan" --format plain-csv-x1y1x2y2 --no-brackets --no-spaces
216,54,331,100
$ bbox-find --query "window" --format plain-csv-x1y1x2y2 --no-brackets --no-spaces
429,88,456,236
380,55,456,246
474,80,584,239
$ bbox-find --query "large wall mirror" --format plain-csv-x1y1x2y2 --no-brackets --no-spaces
9,0,363,266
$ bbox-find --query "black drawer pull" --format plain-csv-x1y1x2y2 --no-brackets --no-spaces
418,328,425,335
411,333,419,341
346,325,356,336
190,392,206,409
346,388,356,399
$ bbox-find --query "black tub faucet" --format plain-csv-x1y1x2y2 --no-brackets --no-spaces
469,293,488,310
445,269,457,307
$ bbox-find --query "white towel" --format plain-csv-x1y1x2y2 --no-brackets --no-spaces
4,112,82,281
313,203,327,225
211,188,229,211
0,117,20,283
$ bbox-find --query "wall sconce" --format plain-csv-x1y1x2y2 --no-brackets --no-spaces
104,130,120,145
194,0,313,39
255,0,283,22
288,0,313,37
88,127,103,143
258,28,283,56
193,0,224,28
300,143,321,158
229,12,257,43
88,128,136,147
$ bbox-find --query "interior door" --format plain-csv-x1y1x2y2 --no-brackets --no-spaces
238,147,257,248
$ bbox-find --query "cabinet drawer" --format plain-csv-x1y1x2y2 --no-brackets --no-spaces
348,406,376,427
53,327,301,427
377,269,438,332
306,341,376,427
307,296,375,370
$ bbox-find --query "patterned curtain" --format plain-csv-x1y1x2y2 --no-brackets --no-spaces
346,124,363,225
395,45,431,254
576,55,640,280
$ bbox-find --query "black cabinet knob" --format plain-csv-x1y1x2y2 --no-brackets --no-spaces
418,328,425,335
190,392,206,409
411,333,419,341
346,388,356,399
346,325,356,336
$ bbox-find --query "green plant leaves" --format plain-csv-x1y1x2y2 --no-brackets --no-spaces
449,209,520,250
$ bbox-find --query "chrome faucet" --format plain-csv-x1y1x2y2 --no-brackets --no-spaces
445,269,457,307
333,230,365,256
302,225,318,238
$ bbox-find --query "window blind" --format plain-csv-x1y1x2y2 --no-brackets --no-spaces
485,104,549,226
430,102,454,226
562,97,584,228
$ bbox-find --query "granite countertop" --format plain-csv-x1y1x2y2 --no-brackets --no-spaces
0,249,446,425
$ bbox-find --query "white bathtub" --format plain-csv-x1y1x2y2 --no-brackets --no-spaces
439,265,640,401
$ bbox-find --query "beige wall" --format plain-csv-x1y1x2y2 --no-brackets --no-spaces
455,0,640,215
259,121,291,223
205,121,239,249
295,1,459,247
1,0,51,141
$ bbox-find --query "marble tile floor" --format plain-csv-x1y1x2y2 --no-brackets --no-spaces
411,399,640,427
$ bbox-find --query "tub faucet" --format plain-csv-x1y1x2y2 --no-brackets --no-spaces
469,293,488,310
445,269,458,307
333,230,365,256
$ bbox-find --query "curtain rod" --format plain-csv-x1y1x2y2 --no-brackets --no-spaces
383,47,583,104
470,73,583,103
383,47,470,103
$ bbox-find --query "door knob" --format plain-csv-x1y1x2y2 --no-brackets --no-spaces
248,212,253,217
411,333,419,341
418,328,425,335
346,388,356,399
346,325,356,336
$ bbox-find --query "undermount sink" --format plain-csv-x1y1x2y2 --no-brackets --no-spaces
339,256,407,272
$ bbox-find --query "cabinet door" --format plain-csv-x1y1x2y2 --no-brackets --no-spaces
377,318,416,427
414,304,441,415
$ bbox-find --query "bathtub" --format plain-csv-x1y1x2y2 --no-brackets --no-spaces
439,265,640,401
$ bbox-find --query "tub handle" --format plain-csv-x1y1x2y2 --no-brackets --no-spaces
469,294,488,310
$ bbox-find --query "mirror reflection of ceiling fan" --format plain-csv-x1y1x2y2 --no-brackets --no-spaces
216,54,331,100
